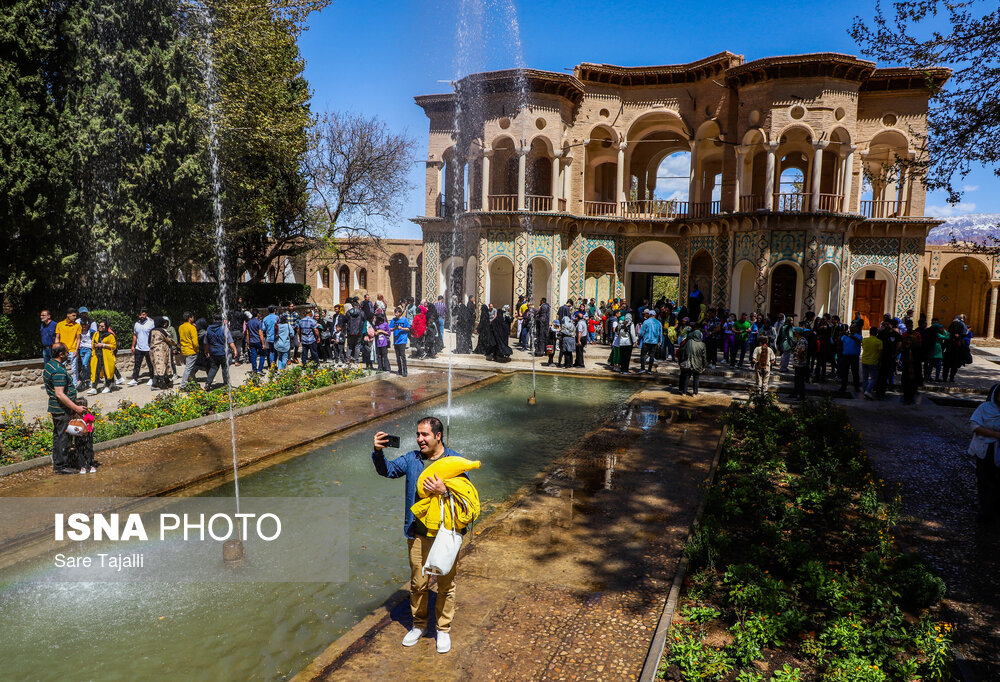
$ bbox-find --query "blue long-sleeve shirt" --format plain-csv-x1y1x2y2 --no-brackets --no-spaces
372,446,466,538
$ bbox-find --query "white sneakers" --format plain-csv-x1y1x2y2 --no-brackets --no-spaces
146,379,153,386
436,631,451,654
401,628,450,653
86,388,98,395
127,379,137,386
401,628,423,647
101,387,111,394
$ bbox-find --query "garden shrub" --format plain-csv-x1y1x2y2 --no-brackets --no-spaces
87,309,134,338
661,395,952,681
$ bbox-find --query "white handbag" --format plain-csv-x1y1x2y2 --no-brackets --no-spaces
422,494,463,576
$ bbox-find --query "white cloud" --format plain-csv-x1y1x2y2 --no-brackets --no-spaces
963,184,980,192
653,152,691,201
925,202,977,218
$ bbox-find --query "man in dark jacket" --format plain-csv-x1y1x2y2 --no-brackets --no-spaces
345,305,366,365
204,314,238,391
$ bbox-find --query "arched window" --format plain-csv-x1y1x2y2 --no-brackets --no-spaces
321,267,330,289
358,268,368,289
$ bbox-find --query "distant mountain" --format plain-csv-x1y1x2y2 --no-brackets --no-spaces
927,214,1000,245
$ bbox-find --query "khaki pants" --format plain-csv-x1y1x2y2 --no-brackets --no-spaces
755,367,771,392
408,535,457,632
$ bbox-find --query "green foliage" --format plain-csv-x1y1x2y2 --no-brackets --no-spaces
665,626,734,681
0,314,42,361
662,395,954,680
87,310,134,339
770,664,802,682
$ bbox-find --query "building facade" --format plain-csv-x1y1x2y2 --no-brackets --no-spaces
413,52,950,328
263,239,424,309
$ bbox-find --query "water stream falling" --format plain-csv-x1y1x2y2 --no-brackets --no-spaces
445,0,535,419
196,4,242,518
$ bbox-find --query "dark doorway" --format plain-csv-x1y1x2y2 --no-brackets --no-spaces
769,264,798,318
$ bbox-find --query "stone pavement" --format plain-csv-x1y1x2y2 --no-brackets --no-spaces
294,390,729,682
845,401,1000,681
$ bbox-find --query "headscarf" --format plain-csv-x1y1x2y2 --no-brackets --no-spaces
697,303,707,323
412,305,427,338
424,303,439,337
970,384,1000,462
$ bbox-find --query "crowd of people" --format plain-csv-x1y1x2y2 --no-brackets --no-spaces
452,288,976,403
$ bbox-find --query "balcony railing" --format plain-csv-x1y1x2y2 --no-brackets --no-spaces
584,201,618,217
524,195,552,212
740,195,765,211
558,198,567,212
817,194,844,212
487,194,517,212
621,199,687,219
689,200,721,218
772,192,809,212
436,198,466,217
860,200,909,218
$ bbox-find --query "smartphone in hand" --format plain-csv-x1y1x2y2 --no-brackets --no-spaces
385,434,401,449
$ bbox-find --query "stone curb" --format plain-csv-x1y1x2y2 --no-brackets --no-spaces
0,372,380,478
639,418,730,682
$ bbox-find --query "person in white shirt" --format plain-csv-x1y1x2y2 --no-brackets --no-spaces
128,309,156,386
75,307,97,390
751,337,777,393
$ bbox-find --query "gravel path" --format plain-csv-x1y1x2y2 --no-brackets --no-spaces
844,400,1000,680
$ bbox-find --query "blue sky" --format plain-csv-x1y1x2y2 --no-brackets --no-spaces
299,0,996,238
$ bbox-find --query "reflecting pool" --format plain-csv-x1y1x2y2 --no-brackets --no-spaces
0,373,636,681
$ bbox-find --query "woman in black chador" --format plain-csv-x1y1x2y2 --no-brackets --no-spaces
474,304,491,354
486,306,513,362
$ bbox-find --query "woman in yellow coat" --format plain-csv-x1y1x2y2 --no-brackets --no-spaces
88,321,117,394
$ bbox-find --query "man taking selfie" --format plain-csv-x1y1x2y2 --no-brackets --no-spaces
371,417,468,654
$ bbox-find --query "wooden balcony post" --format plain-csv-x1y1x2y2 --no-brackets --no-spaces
517,147,527,211
551,151,561,212
481,152,491,212
810,140,828,212
764,141,778,210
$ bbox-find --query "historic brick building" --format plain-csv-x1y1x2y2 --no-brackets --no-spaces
413,51,950,327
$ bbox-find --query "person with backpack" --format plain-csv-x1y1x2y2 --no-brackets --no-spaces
678,329,707,395
271,314,293,370
246,309,265,373
776,315,796,372
204,314,238,391
616,311,636,374
838,322,863,393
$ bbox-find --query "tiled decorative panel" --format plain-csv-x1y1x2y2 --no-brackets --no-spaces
848,237,900,277
713,233,729,309
769,231,806,266
423,236,439,302
804,233,819,311
929,250,941,278
484,229,517,261
896,236,923,316
733,232,759,266
818,233,843,266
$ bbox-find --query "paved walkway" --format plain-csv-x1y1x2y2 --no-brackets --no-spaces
294,390,729,682
845,401,1000,681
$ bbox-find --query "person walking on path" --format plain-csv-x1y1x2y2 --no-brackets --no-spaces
75,308,96,391
285,303,301,364
128,309,155,386
573,312,587,367
246,309,265,373
389,307,410,376
149,317,178,390
777,315,796,372
900,327,922,405
373,310,391,372
178,312,201,389
638,309,662,374
204,314,238,390
55,308,82,387
40,309,58,363
969,384,1000,524
372,417,468,654
751,337,776,394
262,305,279,368
87,321,117,394
861,326,882,399
44,343,91,474
616,311,636,374
678,329,706,395
838,323,862,393
298,308,320,365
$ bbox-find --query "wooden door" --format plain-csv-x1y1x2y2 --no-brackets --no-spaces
338,267,349,304
769,264,797,318
852,280,885,328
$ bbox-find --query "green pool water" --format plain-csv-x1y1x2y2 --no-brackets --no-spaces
0,373,636,681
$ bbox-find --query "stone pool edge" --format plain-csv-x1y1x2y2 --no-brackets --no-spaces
0,372,388,478
289,381,657,682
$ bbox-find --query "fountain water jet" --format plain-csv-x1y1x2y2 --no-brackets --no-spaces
194,2,243,561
